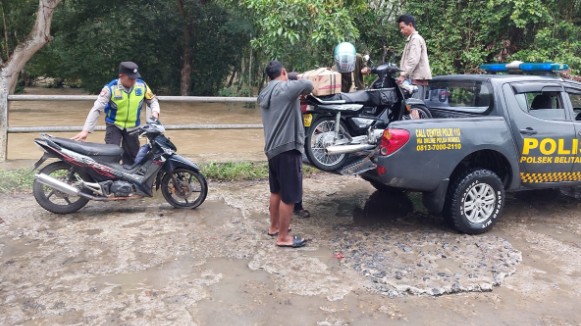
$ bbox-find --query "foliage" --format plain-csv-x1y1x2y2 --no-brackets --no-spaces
201,161,270,181
26,0,252,94
199,161,318,182
0,0,38,63
218,86,253,97
6,0,581,95
352,0,403,63
0,168,34,193
242,0,362,71
405,0,581,75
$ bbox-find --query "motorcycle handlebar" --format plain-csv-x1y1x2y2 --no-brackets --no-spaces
129,117,161,135
128,127,143,136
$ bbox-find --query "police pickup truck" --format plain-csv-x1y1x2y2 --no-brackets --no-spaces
361,62,581,234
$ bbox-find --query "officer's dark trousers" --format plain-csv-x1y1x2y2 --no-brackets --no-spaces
105,124,140,165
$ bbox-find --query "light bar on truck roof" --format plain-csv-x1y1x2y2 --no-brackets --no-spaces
480,61,569,73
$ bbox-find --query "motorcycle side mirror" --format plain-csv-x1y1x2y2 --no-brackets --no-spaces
147,117,161,125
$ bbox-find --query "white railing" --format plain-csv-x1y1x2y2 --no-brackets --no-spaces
0,95,260,161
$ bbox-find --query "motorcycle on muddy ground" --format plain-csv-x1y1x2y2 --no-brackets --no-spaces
301,63,431,172
32,119,208,214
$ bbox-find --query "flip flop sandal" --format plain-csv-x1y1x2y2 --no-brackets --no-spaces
267,228,291,237
294,209,311,218
276,235,307,248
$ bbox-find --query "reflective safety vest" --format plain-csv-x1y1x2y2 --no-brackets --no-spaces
104,79,147,129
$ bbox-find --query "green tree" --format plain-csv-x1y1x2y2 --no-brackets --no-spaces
404,0,581,74
27,0,252,95
0,0,62,162
242,0,361,71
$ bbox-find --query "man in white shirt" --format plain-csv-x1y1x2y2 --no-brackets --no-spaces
396,14,432,87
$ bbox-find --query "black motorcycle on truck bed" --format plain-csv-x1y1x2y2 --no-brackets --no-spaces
302,63,431,172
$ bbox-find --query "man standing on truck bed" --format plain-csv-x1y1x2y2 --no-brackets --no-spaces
396,14,432,87
258,60,313,248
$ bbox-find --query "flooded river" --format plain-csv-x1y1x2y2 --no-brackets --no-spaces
7,88,265,162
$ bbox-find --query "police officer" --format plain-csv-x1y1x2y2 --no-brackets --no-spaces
73,61,160,165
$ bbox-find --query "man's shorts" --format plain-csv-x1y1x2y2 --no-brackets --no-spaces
268,150,302,204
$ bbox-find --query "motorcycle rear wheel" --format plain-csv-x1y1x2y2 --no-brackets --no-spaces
161,168,208,209
305,117,351,171
32,161,90,214
402,104,432,120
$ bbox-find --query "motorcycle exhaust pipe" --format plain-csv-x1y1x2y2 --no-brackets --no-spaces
35,173,82,197
35,174,141,201
325,144,375,155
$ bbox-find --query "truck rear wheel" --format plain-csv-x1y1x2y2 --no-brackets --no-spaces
444,169,504,234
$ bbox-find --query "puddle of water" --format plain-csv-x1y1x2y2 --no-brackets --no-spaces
194,257,365,326
1,237,42,260
90,255,204,291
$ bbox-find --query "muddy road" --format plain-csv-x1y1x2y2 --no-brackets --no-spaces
7,88,265,162
2,88,580,324
1,172,580,325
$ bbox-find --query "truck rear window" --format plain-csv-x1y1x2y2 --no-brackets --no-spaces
425,81,492,113
514,91,566,121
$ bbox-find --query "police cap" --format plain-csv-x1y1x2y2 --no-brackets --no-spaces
119,61,141,79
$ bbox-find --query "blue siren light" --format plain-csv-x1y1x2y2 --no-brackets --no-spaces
479,63,508,72
519,62,569,71
480,61,569,73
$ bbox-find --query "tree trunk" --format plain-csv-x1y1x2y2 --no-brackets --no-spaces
1,0,60,93
0,76,8,161
0,0,61,162
227,68,237,87
177,0,193,96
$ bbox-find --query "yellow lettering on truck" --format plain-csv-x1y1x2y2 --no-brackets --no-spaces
557,139,571,155
522,138,539,155
540,139,557,155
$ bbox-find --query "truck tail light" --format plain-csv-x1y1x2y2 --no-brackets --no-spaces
379,129,410,156
377,165,386,175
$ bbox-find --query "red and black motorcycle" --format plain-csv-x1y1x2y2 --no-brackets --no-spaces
32,119,207,214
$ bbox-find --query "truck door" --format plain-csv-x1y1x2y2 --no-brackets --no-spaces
503,83,575,186
565,85,581,180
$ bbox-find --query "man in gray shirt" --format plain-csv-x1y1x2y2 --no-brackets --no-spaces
258,60,313,248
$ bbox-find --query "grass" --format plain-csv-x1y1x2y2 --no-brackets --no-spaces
0,168,35,193
0,161,320,193
201,161,319,182
202,162,269,181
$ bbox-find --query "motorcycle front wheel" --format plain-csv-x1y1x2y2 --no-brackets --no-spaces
32,161,90,214
305,117,351,171
161,168,208,209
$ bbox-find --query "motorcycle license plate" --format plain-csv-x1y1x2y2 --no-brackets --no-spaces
303,113,313,127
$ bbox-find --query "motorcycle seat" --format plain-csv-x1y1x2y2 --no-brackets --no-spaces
320,90,370,104
51,137,124,157
338,90,371,103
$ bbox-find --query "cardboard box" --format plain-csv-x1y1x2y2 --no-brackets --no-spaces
299,68,342,96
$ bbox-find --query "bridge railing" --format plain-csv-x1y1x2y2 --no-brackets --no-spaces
0,95,260,161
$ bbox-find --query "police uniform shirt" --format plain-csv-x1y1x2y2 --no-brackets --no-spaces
82,80,160,133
